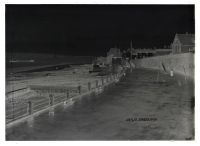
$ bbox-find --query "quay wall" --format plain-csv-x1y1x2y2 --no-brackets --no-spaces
6,70,127,128
133,53,194,79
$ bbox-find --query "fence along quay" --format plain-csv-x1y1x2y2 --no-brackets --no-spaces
6,70,127,128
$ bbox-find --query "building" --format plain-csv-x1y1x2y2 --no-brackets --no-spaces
155,49,172,56
123,47,172,59
171,33,195,54
132,48,156,59
107,48,122,65
107,48,122,58
125,48,156,59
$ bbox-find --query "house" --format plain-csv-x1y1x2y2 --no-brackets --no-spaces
107,48,122,65
107,48,122,58
171,33,195,54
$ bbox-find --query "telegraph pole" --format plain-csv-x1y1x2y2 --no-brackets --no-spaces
130,40,133,60
130,40,133,72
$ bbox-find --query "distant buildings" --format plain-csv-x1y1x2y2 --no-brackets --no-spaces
123,48,171,59
155,48,171,56
131,48,155,59
95,32,195,65
171,33,195,54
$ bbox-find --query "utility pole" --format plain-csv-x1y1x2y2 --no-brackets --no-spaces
130,40,133,60
129,40,133,73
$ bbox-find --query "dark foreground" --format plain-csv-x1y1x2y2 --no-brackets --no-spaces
6,69,194,140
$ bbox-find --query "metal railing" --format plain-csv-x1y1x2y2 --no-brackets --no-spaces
6,71,126,124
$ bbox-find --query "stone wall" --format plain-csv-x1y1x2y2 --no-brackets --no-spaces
133,53,194,79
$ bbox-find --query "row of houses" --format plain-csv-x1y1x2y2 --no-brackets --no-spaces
129,33,195,57
94,32,195,68
127,48,172,59
125,32,195,59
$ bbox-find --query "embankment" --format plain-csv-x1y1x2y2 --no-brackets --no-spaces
6,70,127,128
133,53,194,79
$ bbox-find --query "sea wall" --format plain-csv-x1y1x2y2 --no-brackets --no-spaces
6,70,127,128
133,53,194,79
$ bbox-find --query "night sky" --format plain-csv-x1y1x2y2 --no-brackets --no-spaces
6,5,194,56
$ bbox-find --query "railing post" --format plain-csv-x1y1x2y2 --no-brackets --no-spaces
88,82,91,91
67,90,69,99
64,90,69,105
170,70,174,77
96,80,98,88
102,77,104,86
12,99,15,120
28,101,32,115
111,75,113,81
78,85,81,94
49,94,54,106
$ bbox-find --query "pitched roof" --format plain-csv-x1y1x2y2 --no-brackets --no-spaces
176,34,195,46
107,48,121,57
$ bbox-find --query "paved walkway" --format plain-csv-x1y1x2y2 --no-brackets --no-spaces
6,69,194,140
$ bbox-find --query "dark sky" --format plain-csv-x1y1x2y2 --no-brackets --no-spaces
6,4,194,56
